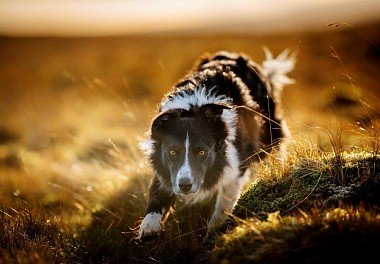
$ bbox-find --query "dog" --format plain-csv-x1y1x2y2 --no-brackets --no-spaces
138,49,295,240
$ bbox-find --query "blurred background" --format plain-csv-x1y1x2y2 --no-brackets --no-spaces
0,0,380,252
1,0,380,144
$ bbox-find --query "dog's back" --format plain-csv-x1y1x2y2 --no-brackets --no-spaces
170,50,295,167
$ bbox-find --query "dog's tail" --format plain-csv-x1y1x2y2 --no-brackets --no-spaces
261,47,296,96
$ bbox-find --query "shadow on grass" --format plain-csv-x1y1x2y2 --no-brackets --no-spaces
78,175,216,263
0,205,74,263
210,207,380,264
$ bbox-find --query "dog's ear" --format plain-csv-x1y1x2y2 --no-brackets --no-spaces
151,109,185,139
198,103,232,119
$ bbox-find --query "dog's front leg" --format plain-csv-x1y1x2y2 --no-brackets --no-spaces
209,170,250,227
139,176,176,240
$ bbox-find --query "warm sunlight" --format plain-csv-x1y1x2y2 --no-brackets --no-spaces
1,1,379,263
1,0,380,36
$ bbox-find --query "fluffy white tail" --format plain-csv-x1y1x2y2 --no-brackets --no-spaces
262,47,296,92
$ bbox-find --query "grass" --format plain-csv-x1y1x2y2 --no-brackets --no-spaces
78,176,216,263
210,207,380,264
1,139,379,263
205,127,380,263
0,21,380,263
0,205,74,263
233,151,380,220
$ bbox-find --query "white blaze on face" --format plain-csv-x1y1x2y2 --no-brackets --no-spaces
176,133,194,191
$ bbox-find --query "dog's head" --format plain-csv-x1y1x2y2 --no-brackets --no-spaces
148,104,233,195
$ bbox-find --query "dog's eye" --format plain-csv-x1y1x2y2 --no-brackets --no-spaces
168,149,177,156
197,150,206,156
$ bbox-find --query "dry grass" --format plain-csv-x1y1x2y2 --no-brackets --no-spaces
0,21,379,263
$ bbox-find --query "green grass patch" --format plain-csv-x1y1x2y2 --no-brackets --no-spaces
233,152,380,219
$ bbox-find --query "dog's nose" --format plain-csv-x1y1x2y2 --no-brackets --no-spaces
178,178,193,192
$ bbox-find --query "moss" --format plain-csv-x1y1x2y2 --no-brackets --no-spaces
210,207,380,264
233,152,380,219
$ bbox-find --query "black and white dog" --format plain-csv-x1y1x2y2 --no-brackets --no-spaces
138,49,295,240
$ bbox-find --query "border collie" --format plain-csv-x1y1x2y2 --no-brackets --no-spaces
138,49,295,240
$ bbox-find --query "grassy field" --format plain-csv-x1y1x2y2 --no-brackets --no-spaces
0,21,379,263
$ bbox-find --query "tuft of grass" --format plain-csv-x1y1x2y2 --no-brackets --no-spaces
210,207,380,264
233,152,380,219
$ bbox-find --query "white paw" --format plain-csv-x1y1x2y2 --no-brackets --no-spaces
138,213,162,239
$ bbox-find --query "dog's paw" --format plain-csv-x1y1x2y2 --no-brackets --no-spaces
138,213,162,241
